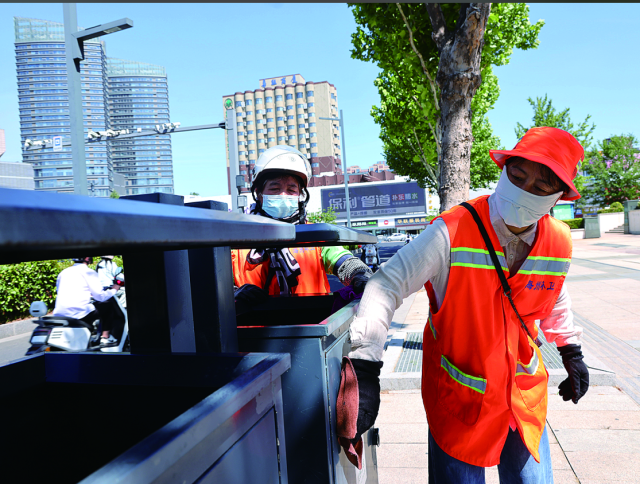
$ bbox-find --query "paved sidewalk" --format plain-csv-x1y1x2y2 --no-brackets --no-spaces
377,232,640,483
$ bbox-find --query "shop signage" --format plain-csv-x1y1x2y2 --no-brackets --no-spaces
396,216,428,226
351,219,378,228
321,181,426,219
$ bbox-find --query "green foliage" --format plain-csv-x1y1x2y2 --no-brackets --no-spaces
583,134,640,206
0,259,73,324
307,207,337,224
189,192,200,196
598,201,624,213
515,95,596,149
109,190,120,199
348,3,544,193
560,218,585,230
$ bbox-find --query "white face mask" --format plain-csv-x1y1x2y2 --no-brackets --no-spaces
494,167,563,228
261,194,299,219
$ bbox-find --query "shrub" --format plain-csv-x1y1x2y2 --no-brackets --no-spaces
597,201,624,214
560,218,585,230
0,259,74,324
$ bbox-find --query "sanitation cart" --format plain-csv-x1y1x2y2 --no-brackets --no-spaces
0,189,295,483
235,223,381,484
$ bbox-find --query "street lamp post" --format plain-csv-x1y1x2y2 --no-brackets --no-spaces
319,109,351,228
63,3,133,196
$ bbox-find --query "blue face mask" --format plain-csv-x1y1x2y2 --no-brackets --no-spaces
261,194,299,219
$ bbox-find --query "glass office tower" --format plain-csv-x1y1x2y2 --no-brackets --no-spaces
106,58,174,195
14,17,112,196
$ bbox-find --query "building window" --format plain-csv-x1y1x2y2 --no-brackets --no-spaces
311,153,318,158
308,112,315,117
248,130,254,134
258,149,265,154
288,125,295,130
287,105,294,111
266,96,273,103
311,142,317,147
298,123,305,128
296,92,304,98
235,101,242,107
246,99,253,106
310,133,317,138
267,118,274,122
256,98,263,105
277,116,284,122
312,162,319,167
248,140,255,145
286,94,293,100
267,108,273,113
257,129,265,134
287,115,294,120
246,111,253,116
276,106,284,112
297,114,304,119
276,95,283,101
278,136,286,141
308,102,314,107
307,90,314,97
288,135,296,140
297,104,304,109
267,127,275,133
247,120,254,125
309,122,316,127
277,126,285,131
268,137,275,142
249,150,256,155
240,170,247,175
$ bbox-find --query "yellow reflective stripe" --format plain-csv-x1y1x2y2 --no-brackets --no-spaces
428,314,436,340
441,356,487,394
452,262,509,272
526,255,571,263
452,247,506,257
518,270,568,277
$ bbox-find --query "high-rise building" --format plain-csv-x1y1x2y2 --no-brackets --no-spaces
107,58,173,195
14,17,174,197
223,74,342,193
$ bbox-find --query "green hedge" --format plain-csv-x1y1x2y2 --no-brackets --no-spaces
597,201,624,214
561,218,585,230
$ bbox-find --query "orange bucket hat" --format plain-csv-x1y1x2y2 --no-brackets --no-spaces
490,127,584,201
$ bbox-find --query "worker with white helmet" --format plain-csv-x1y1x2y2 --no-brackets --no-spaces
231,146,383,442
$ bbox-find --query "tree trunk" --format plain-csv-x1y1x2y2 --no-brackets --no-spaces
427,3,491,212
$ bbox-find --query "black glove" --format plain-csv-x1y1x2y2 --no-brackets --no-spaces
558,344,589,404
351,358,383,443
234,284,268,313
350,272,371,295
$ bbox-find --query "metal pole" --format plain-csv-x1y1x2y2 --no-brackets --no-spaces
226,108,239,212
339,110,351,228
63,3,88,196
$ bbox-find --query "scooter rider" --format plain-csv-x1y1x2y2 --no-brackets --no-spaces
231,146,383,440
96,255,122,290
53,256,121,347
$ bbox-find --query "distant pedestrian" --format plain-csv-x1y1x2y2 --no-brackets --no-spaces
348,127,590,483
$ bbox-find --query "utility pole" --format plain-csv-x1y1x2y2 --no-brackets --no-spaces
319,109,351,227
62,3,132,195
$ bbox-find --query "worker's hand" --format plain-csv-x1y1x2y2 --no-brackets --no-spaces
351,358,383,443
350,272,371,295
558,344,589,404
111,284,120,291
234,284,268,312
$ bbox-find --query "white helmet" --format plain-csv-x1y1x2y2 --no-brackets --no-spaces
251,145,312,192
251,145,312,223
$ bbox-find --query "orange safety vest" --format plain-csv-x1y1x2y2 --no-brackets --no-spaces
231,246,331,295
421,195,572,467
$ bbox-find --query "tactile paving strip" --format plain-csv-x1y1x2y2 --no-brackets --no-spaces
394,331,564,372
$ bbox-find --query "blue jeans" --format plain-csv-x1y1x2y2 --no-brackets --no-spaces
428,426,553,484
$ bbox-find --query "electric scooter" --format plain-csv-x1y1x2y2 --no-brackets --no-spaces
25,275,129,355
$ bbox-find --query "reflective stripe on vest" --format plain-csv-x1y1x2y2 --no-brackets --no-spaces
451,247,508,272
441,355,487,394
428,314,436,340
518,256,571,277
516,347,540,377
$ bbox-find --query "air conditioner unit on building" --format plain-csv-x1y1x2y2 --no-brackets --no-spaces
305,134,309,139
306,153,311,159
304,114,308,119
306,143,310,148
303,103,308,109
243,122,247,127
304,124,309,128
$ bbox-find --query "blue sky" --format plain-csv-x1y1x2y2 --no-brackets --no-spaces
1,3,638,197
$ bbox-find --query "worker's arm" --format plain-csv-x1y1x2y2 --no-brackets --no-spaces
538,284,583,347
84,268,117,302
322,246,373,289
348,219,450,362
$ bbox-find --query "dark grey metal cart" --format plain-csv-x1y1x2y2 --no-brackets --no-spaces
0,189,295,483
235,225,380,484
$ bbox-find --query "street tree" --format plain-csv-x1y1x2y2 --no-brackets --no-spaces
584,134,640,206
307,207,337,224
350,3,544,211
515,95,596,149
109,190,119,199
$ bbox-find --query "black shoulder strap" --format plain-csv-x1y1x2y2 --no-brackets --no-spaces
460,202,538,345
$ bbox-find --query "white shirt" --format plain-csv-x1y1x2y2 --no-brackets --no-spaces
53,263,117,319
96,259,122,288
349,193,582,363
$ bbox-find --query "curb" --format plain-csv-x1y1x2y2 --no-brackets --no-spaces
380,332,616,391
0,319,37,340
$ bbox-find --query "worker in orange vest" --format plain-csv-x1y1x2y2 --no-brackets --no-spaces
347,127,589,483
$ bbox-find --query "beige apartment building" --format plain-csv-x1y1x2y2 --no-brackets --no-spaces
223,74,342,193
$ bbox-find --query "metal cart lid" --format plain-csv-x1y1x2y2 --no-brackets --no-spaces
0,188,296,264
